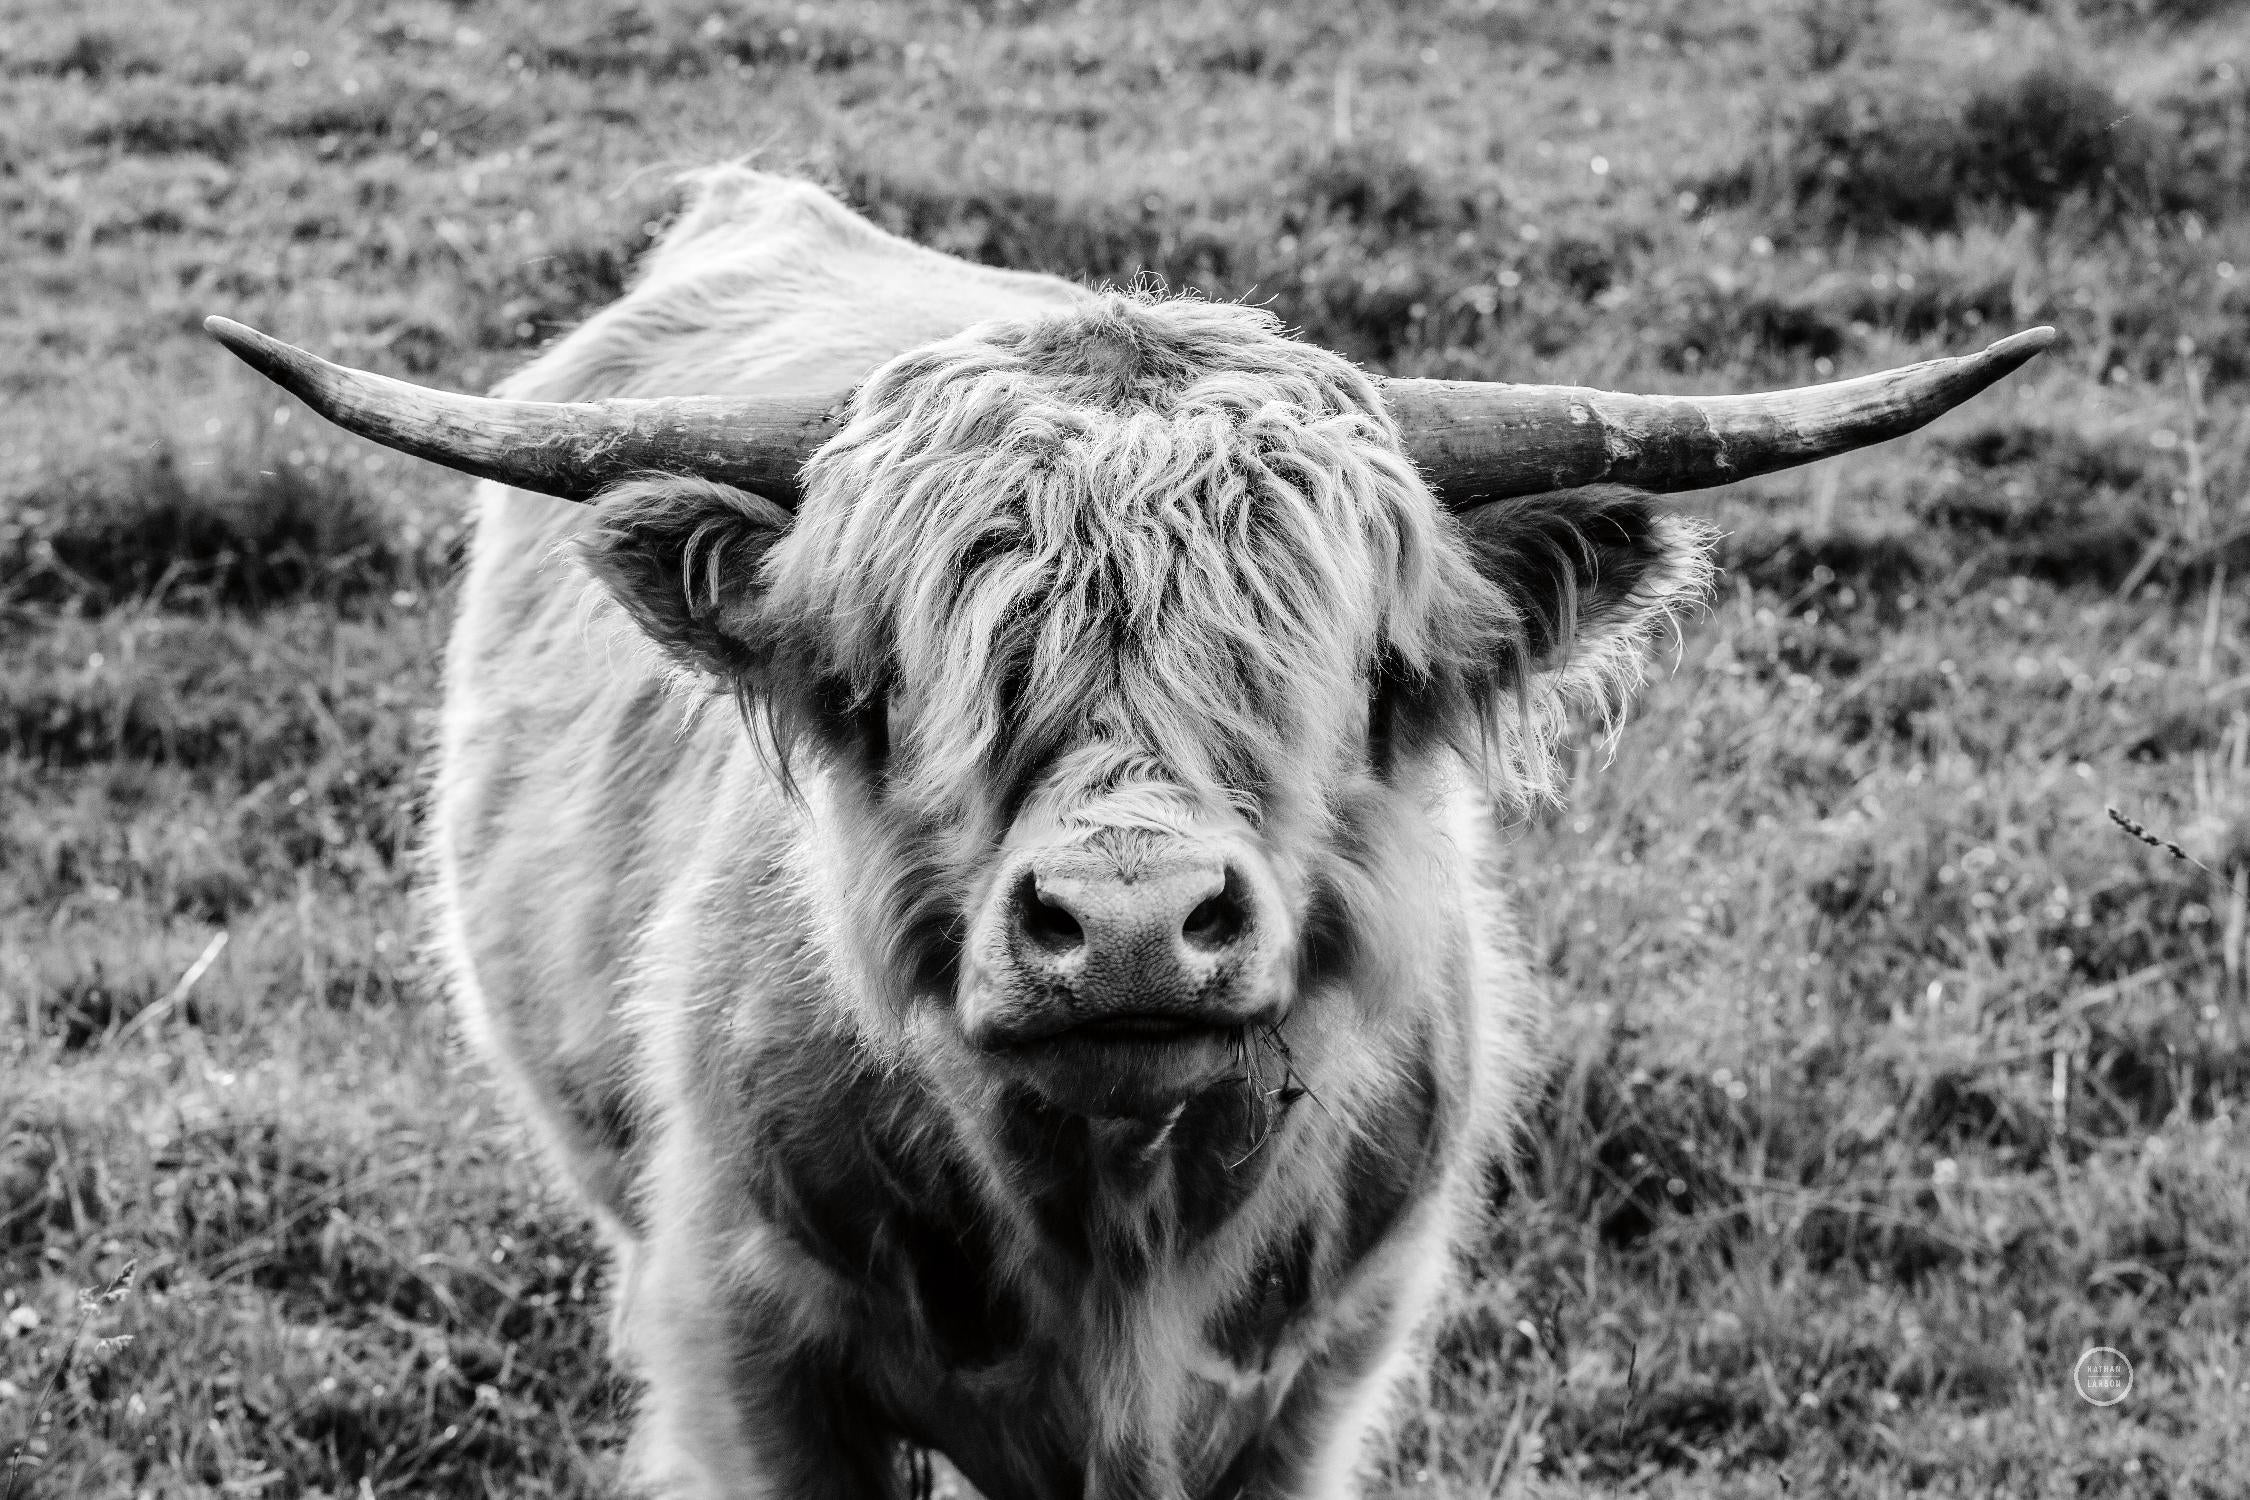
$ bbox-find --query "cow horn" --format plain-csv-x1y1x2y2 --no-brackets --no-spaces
207,315,2052,510
203,316,843,504
1384,327,2054,506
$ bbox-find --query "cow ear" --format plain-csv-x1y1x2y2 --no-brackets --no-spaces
575,476,795,680
1453,485,1715,686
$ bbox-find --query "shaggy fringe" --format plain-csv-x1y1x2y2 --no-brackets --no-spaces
775,291,1461,827
761,289,1690,827
528,176,1710,817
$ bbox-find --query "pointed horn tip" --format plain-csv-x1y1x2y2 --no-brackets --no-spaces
1985,326,2057,363
202,313,261,353
202,314,310,386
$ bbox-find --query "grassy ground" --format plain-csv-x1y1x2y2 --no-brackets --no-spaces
3,0,2248,1495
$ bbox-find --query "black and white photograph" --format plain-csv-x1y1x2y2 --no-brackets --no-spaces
2,0,2245,1495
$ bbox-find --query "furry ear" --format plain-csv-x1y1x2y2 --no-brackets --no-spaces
575,476,795,680
1453,485,1713,685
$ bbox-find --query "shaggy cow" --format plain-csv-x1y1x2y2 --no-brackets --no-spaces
208,167,2047,1500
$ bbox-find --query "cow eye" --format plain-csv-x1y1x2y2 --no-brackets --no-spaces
856,689,890,770
1366,668,1397,777
809,677,889,776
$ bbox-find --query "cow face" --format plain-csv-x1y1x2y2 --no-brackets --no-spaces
581,294,1709,1123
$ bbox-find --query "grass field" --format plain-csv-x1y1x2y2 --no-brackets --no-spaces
4,0,2249,1495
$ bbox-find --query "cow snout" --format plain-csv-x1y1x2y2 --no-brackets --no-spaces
964,839,1288,1053
1013,853,1248,1009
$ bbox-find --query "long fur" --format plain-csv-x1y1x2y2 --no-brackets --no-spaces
426,166,1714,1500
775,292,1507,827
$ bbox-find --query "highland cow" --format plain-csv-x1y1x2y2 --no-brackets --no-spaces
207,167,2049,1499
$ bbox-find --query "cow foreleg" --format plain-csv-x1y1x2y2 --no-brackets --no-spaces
628,1233,904,1500
1210,1295,1426,1500
629,1361,907,1500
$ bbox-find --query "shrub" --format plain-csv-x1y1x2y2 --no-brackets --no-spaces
6,28,161,80
78,83,253,160
1712,61,2182,234
2078,0,2242,26
1798,0,1886,72
1958,65,2158,218
517,3,892,80
2154,62,2250,221
2,442,428,613
1290,140,1449,234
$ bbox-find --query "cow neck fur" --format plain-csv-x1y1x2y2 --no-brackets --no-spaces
668,763,1496,1500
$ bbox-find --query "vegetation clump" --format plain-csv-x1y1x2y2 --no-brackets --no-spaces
1715,60,2181,234
3,443,425,613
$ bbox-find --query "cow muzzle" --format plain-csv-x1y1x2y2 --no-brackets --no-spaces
961,833,1290,1113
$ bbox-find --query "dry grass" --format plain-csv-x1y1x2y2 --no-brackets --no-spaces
4,0,2248,1496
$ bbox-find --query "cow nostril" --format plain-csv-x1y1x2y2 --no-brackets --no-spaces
1014,873,1084,954
1181,874,1248,953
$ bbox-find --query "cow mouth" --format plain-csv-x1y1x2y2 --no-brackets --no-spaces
1055,1014,1229,1043
968,995,1270,1051
984,1012,1267,1117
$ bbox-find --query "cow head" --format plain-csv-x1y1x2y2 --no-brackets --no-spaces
203,297,2049,1134
564,296,1707,1122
